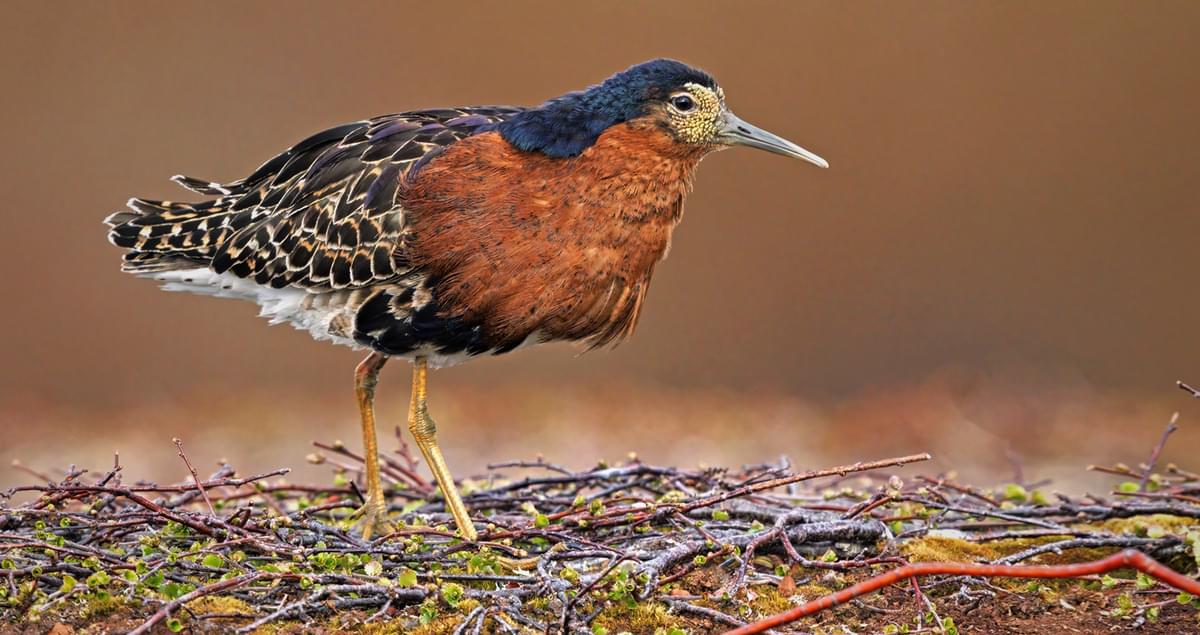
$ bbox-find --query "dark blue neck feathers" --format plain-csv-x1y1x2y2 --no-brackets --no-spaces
497,59,715,158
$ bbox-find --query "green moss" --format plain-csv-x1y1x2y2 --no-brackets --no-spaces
902,536,1004,563
1098,514,1199,538
901,534,1101,564
185,595,255,616
792,583,835,600
593,601,679,633
408,613,468,635
745,586,794,616
358,620,410,635
81,594,127,620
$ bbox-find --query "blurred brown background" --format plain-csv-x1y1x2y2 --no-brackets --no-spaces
1,2,1198,491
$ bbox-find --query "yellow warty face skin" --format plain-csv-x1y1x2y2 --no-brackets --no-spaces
667,83,725,144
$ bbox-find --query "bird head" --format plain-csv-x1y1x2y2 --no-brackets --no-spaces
498,58,828,168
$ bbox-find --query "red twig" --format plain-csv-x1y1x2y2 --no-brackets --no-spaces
723,549,1200,635
173,437,215,515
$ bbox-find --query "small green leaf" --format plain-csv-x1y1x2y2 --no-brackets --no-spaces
398,568,418,587
1001,484,1027,502
711,509,730,521
1116,481,1140,493
441,582,464,608
534,513,550,528
161,581,193,600
166,617,184,632
86,571,111,588
364,560,382,577
59,575,77,594
1117,592,1134,611
419,601,438,625
201,554,225,569
692,555,708,566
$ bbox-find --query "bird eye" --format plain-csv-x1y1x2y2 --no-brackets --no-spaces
670,95,695,112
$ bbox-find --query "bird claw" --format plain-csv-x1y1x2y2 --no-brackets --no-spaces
350,499,395,540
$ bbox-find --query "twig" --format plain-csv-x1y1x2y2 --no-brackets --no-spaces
993,536,1171,565
662,597,747,628
1139,413,1180,492
173,438,215,515
127,572,268,635
678,453,932,514
1178,380,1200,398
723,549,1200,635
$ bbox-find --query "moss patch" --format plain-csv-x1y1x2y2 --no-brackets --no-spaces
1099,514,1200,537
593,601,689,633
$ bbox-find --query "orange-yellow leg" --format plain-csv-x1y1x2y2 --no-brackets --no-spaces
353,352,394,539
408,357,478,541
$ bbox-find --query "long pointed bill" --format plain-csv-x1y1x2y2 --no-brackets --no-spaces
718,112,829,168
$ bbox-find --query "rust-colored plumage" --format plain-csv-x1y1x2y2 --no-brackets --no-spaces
104,59,828,539
404,119,706,348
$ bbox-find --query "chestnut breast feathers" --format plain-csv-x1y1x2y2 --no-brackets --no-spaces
402,119,707,348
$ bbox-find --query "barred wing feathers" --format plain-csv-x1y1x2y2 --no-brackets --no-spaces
105,107,523,291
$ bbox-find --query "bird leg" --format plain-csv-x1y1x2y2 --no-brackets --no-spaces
352,352,394,539
408,357,478,541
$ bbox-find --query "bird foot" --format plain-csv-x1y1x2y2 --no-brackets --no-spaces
350,498,395,540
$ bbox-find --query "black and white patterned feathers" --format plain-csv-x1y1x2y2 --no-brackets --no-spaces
106,107,521,290
106,107,525,363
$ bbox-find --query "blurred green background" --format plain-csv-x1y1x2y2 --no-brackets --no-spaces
1,1,1197,491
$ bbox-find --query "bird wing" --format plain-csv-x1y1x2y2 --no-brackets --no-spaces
106,107,523,290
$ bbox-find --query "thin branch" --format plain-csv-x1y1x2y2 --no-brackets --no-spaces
1138,412,1180,492
724,549,1200,635
127,572,269,635
173,437,215,515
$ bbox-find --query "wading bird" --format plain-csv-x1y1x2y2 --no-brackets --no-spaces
106,59,827,540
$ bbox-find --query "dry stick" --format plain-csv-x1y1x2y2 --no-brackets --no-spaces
722,549,1200,635
1178,380,1200,399
127,571,269,635
7,469,292,498
662,597,747,628
172,438,215,515
9,460,53,483
1138,412,1180,492
678,453,932,514
1115,490,1200,505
